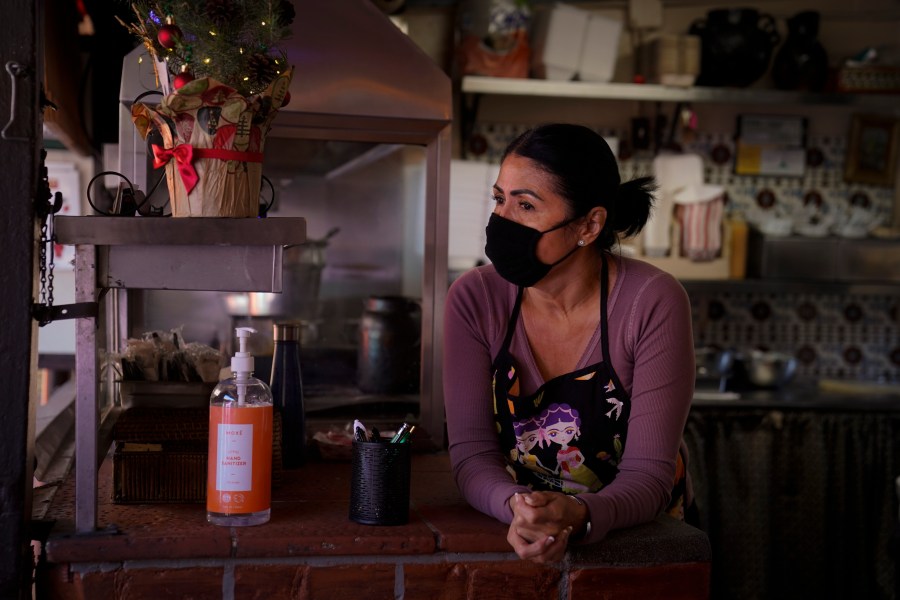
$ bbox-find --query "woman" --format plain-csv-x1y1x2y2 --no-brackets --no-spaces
443,123,695,564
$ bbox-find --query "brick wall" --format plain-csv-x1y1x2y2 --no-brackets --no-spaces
37,454,711,600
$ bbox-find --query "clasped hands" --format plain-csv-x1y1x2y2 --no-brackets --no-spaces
507,491,589,564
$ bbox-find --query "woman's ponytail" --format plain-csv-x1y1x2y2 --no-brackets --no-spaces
610,176,656,238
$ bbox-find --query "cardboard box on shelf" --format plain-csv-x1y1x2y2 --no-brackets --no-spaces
531,3,587,81
531,4,623,83
579,14,623,83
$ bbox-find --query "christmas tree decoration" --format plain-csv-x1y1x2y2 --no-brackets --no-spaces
157,15,183,50
120,0,295,97
122,1,295,218
246,52,279,90
173,64,195,90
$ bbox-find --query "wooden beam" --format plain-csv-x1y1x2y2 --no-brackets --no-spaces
0,0,41,598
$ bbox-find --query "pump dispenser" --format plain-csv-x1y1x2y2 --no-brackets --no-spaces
207,327,273,526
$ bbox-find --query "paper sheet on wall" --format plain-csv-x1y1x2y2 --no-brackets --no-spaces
46,162,82,270
734,143,806,177
449,160,499,272
734,115,807,177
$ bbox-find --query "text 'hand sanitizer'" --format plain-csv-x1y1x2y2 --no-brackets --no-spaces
207,327,273,526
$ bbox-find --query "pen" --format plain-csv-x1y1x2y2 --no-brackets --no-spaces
390,422,411,443
398,425,415,444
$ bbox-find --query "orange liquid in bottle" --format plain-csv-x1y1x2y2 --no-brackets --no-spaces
207,403,272,526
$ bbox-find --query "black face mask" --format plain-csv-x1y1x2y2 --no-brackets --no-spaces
484,213,581,287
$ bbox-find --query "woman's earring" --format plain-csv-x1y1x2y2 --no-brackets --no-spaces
577,240,586,246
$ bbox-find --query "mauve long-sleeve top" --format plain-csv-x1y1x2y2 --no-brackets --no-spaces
443,255,695,544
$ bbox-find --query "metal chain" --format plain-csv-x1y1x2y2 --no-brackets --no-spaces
38,218,47,306
46,211,55,308
37,212,55,319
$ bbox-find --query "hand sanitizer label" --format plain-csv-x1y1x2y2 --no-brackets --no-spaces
215,423,253,491
207,405,273,515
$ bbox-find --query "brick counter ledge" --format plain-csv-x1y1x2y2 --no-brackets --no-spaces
36,453,711,599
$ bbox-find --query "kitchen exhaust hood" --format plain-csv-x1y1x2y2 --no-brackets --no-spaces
270,0,452,144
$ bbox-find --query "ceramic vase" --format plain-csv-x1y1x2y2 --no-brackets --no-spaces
772,11,829,92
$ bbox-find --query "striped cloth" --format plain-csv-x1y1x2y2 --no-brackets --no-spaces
676,194,724,261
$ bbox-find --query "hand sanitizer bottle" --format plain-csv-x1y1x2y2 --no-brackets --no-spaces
207,327,273,526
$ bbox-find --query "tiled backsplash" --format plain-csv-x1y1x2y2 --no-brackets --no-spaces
465,122,900,383
686,285,900,382
466,123,895,233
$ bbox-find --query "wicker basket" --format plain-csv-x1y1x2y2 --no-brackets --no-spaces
114,441,208,503
112,407,282,503
836,65,900,93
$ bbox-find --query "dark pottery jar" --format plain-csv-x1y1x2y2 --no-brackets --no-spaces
357,296,421,394
771,11,829,91
689,8,780,87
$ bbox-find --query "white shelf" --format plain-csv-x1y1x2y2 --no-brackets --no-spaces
462,76,900,110
622,221,734,281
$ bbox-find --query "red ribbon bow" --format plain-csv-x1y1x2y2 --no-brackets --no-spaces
152,144,199,195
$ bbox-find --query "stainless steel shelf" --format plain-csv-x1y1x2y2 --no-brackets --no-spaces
56,216,308,533
55,216,307,292
55,216,306,246
462,76,900,110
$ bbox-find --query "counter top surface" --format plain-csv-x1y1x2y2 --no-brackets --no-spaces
691,381,900,411
40,452,709,567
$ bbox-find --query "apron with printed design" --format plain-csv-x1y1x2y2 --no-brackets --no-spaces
492,258,687,515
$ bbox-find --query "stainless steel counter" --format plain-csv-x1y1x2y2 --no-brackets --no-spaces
692,381,900,411
746,229,900,283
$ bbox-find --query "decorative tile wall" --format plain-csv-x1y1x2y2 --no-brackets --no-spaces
466,122,895,230
466,122,900,383
687,286,900,382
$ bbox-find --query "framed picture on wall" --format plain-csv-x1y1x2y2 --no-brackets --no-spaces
844,114,900,186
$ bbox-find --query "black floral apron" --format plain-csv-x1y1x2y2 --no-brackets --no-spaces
492,259,687,516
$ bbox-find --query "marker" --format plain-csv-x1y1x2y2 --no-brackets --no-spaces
353,419,368,442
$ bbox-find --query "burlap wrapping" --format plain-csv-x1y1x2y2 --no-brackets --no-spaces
132,68,292,217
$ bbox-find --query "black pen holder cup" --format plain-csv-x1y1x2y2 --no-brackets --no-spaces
349,440,411,526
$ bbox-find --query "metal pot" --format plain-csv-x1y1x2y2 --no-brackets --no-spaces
357,296,421,394
224,228,338,319
738,350,798,388
695,347,735,379
695,347,735,392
